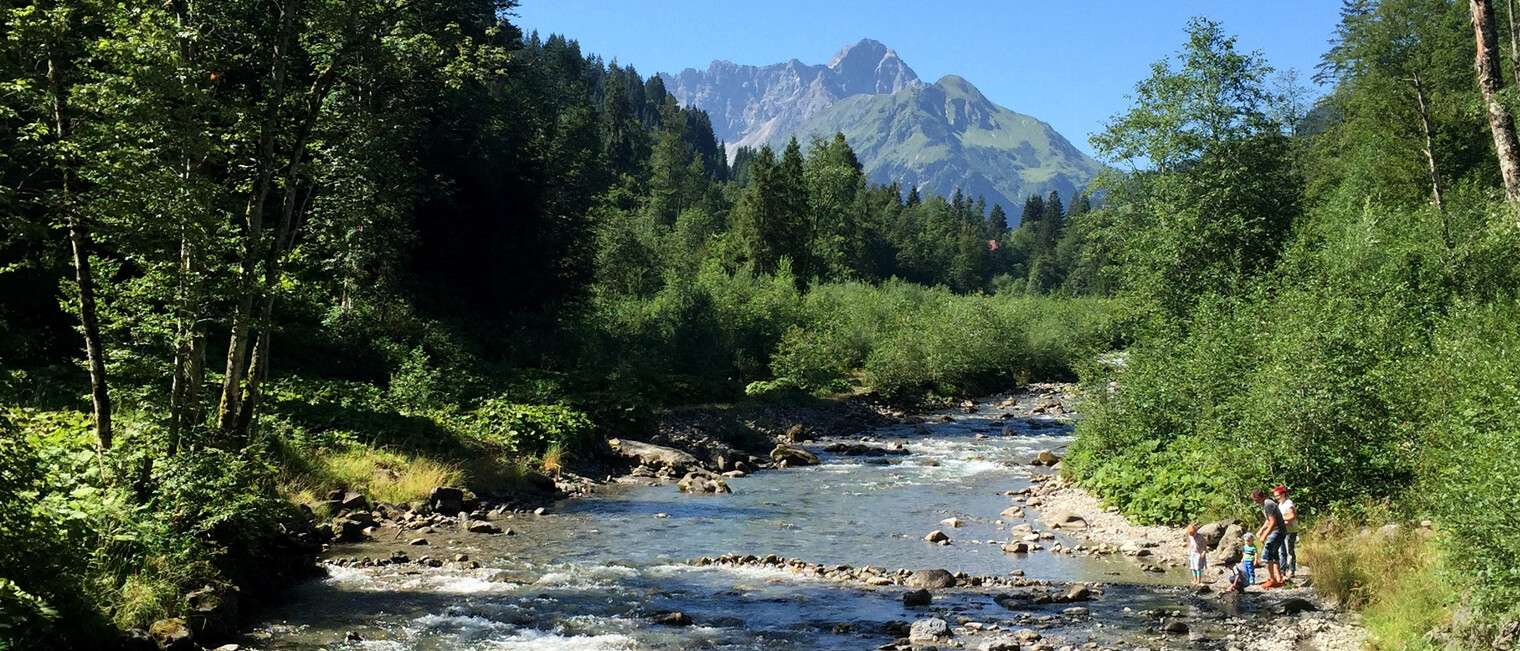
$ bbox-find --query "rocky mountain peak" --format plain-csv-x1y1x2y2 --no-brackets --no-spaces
828,38,918,95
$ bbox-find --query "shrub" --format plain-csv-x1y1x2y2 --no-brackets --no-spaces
461,400,596,455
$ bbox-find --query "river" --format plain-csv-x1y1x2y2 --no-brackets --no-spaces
242,395,1202,650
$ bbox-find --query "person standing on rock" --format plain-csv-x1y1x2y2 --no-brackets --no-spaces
1251,488,1287,588
1274,485,1298,581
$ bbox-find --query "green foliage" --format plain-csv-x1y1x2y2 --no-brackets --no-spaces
461,400,596,455
764,283,1120,401
1418,298,1520,615
1091,18,1302,321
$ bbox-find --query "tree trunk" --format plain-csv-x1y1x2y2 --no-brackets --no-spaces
1411,72,1446,215
169,230,208,454
47,55,113,461
1472,0,1520,205
217,1,295,431
1509,0,1520,86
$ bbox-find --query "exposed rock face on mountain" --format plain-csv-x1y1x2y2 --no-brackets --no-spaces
661,39,919,154
661,39,1103,217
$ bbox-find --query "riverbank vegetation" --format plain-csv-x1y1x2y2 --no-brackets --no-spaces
1062,5,1520,649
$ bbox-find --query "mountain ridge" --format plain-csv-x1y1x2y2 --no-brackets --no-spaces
660,40,1103,216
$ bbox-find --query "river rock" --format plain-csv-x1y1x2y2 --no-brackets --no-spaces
924,530,950,543
822,442,908,456
340,491,368,511
652,611,692,626
185,583,238,640
979,636,1020,651
428,487,466,515
609,439,703,473
149,618,194,651
1000,506,1024,519
909,617,950,642
1030,450,1061,466
677,472,731,494
466,521,503,534
940,517,964,528
1063,584,1091,602
119,628,157,651
902,589,932,607
1044,510,1087,529
913,423,931,434
770,444,819,466
784,424,812,442
1001,541,1030,554
1198,520,1229,548
333,517,368,543
1163,619,1189,634
904,569,957,589
1276,597,1318,615
1213,524,1245,565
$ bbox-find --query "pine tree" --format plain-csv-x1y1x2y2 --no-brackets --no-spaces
989,204,1009,233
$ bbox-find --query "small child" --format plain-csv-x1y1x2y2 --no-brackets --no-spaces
1185,523,1207,585
1241,532,1258,586
1224,558,1251,593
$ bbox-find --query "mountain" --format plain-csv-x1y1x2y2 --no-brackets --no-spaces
660,40,1104,218
660,39,920,154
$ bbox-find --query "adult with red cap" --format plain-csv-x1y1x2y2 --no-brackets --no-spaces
1274,485,1298,581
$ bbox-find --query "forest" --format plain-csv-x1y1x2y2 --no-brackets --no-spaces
1,0,1519,649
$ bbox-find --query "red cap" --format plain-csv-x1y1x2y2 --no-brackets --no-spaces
1272,485,1288,494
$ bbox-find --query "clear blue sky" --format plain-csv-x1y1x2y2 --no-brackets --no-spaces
510,1,1344,158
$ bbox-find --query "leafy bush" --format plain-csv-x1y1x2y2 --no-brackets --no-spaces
1418,299,1520,616
461,400,596,455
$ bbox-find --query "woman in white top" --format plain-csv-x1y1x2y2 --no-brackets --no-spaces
1273,485,1297,580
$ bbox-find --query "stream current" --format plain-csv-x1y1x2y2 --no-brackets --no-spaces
243,397,1187,650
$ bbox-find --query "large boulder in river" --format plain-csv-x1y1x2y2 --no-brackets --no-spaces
909,617,951,642
770,443,819,467
904,569,957,589
677,472,731,494
609,439,703,473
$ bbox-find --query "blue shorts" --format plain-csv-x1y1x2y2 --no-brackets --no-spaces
1262,532,1285,564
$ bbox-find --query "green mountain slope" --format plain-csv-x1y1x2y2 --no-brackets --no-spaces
774,74,1104,216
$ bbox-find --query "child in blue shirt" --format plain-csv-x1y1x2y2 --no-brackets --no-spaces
1241,532,1258,586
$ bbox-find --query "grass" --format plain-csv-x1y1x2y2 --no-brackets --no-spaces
540,441,565,477
281,447,464,507
1300,522,1459,650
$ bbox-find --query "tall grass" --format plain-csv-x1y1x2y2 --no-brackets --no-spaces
1301,524,1457,650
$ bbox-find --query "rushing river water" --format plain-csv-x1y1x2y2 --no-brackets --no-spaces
243,396,1191,650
